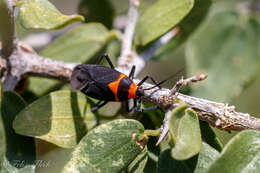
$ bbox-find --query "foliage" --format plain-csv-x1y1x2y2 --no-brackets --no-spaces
134,0,194,46
18,0,84,30
0,0,260,173
186,1,260,102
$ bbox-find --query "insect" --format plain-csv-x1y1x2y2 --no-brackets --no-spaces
70,54,167,112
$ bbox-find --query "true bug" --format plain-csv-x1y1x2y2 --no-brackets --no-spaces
70,54,167,112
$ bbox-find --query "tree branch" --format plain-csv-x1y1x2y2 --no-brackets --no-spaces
135,79,260,132
1,42,260,133
0,42,76,90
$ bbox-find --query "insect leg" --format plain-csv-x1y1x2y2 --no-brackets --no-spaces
128,65,136,80
91,101,109,112
126,100,131,112
126,99,137,112
137,75,161,89
97,53,115,69
139,106,160,112
133,99,160,112
134,104,160,112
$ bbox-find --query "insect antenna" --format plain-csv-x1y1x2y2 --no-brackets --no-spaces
143,68,184,90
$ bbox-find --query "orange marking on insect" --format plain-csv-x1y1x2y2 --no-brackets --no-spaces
128,82,138,99
108,73,127,102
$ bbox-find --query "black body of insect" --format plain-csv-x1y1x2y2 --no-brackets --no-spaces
70,54,166,112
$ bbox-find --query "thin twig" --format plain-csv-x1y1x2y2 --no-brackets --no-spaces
120,0,140,58
117,4,179,76
170,73,208,95
116,0,179,77
156,74,208,145
117,0,142,75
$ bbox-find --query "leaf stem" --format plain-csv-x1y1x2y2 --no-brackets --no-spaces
144,129,161,137
147,151,159,162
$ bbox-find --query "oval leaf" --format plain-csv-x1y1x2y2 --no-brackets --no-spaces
62,119,147,173
2,92,36,172
157,142,219,173
199,121,223,152
18,0,84,30
186,2,260,102
0,82,5,169
29,23,116,96
13,90,97,148
0,117,5,169
169,105,202,160
208,130,260,173
135,0,194,46
152,0,212,60
193,142,219,173
40,23,113,62
125,146,148,173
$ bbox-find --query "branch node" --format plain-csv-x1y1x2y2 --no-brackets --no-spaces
170,73,208,96
215,119,221,126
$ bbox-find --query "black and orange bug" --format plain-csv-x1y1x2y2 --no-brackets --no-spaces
70,54,167,112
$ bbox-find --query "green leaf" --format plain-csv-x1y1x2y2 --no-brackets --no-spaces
13,90,97,148
1,157,35,173
158,149,188,173
28,23,116,96
143,157,157,173
105,38,121,61
199,121,223,152
62,119,147,173
192,142,219,173
208,130,260,173
125,147,148,173
0,129,4,171
1,92,36,172
135,0,194,46
186,2,260,102
157,142,219,173
79,0,115,29
152,0,212,60
40,23,114,62
18,0,84,30
0,83,5,169
169,105,202,160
